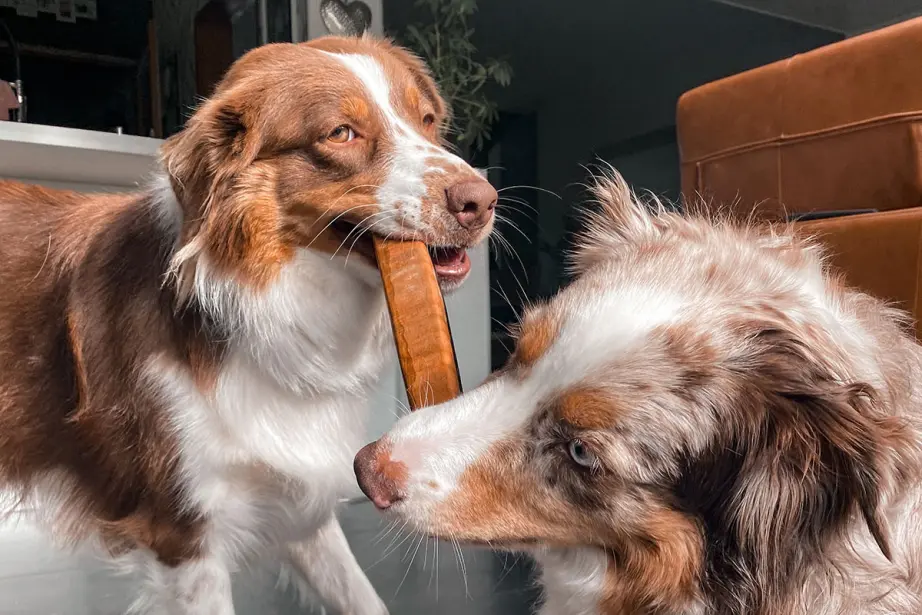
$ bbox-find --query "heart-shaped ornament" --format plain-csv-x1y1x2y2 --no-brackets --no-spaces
224,0,256,21
319,0,372,37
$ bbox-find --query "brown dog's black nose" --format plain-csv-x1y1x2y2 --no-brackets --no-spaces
446,179,497,230
354,440,405,510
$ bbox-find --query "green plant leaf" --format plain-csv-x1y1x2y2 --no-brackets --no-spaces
456,0,478,16
490,61,513,87
401,0,513,155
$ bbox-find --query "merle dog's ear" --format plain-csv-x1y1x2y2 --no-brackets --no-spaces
804,379,893,562
679,321,903,594
568,171,658,274
732,326,898,563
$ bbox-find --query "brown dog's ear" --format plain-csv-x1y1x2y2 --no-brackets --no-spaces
159,97,260,297
384,40,447,116
160,99,252,221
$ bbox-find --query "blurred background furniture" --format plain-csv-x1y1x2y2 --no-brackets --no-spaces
677,16,922,336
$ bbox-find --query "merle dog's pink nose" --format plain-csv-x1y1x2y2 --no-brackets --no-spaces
354,440,406,510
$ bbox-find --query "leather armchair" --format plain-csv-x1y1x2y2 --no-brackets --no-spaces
677,16,922,335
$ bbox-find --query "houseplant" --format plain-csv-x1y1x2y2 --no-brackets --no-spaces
401,0,512,153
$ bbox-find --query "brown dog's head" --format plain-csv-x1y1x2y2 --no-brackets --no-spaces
355,171,910,613
160,36,494,292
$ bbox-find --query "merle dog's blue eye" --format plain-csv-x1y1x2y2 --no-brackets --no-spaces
567,439,595,468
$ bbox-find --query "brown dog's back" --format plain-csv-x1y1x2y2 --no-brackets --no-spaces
0,181,211,561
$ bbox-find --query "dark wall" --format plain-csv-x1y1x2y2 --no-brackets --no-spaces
0,1,149,57
472,112,540,370
521,1,844,297
0,1,151,133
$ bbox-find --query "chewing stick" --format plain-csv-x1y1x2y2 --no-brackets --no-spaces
374,236,462,410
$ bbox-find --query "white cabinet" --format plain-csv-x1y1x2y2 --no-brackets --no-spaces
0,122,161,192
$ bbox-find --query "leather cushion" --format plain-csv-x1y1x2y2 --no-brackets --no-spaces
798,208,922,337
678,17,922,219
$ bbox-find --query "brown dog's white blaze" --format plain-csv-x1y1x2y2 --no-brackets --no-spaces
161,36,496,293
358,170,922,615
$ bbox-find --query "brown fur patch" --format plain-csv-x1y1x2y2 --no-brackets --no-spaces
441,439,704,613
438,441,566,544
554,386,618,430
197,165,296,289
600,508,702,612
405,86,421,111
66,309,90,414
375,447,409,488
0,182,213,565
342,95,371,123
511,306,560,372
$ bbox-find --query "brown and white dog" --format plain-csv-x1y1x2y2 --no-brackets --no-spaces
356,171,922,614
0,36,494,614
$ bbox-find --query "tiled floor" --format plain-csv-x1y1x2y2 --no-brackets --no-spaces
0,500,539,615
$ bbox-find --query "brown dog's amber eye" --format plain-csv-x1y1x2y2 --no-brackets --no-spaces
422,114,435,127
327,125,355,143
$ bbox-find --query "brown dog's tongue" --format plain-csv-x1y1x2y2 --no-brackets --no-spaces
374,237,462,410
430,247,470,282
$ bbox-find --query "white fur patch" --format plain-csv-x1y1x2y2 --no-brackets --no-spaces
324,52,469,237
147,247,393,564
533,547,608,615
134,226,395,611
130,555,234,615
